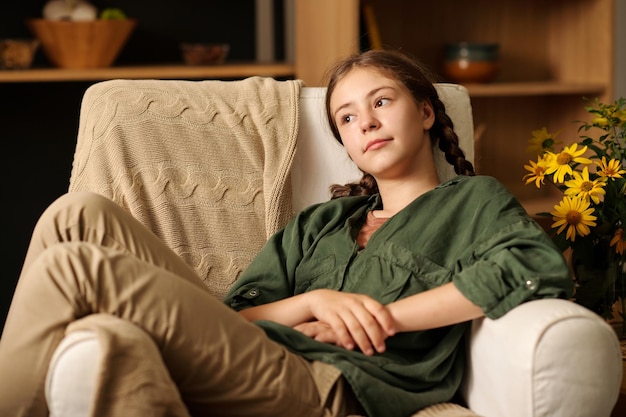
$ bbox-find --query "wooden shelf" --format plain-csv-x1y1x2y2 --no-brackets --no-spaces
363,0,615,203
1,65,608,102
0,62,295,83
463,81,608,98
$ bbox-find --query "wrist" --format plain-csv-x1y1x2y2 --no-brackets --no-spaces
301,290,319,322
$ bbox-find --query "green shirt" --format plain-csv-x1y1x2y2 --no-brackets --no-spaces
223,175,573,416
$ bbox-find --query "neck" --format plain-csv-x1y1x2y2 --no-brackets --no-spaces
375,171,440,217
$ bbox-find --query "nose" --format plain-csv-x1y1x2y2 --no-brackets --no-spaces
360,109,380,133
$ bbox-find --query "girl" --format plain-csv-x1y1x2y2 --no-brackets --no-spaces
0,49,572,417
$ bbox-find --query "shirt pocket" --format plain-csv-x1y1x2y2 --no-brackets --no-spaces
294,254,339,293
363,242,453,303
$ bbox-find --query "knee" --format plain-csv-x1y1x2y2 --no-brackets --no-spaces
32,192,121,244
47,192,115,216
38,192,116,226
17,242,111,312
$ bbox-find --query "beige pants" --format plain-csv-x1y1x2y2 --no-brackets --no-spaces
0,192,363,417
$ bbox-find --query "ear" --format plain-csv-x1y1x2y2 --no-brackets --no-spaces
421,101,435,130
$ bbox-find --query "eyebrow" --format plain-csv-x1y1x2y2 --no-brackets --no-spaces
332,85,395,119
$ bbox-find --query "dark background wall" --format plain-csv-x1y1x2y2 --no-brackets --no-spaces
1,1,261,64
0,0,277,333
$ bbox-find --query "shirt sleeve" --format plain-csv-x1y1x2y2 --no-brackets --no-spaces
223,196,368,310
222,219,302,310
222,200,337,310
451,180,574,319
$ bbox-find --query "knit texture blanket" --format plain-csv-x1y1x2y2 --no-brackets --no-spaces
69,77,302,299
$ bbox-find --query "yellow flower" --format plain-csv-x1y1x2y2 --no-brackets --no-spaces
610,228,626,255
544,144,592,183
523,156,548,188
596,156,626,179
527,127,561,154
564,166,606,204
550,195,597,242
592,117,609,127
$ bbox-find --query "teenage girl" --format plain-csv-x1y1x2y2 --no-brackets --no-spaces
0,49,572,417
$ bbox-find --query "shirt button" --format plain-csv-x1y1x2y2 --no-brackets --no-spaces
525,279,537,291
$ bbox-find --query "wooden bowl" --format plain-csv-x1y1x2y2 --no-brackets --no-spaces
26,18,137,68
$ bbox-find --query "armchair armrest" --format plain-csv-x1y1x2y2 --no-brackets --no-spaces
461,298,622,417
45,314,189,417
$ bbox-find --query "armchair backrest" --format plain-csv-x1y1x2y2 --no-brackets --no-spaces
69,79,474,299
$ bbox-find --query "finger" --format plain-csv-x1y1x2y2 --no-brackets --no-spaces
293,323,316,337
323,297,384,355
295,321,344,346
339,296,392,354
313,328,340,345
294,321,329,336
350,307,388,354
362,298,396,336
322,310,359,352
334,309,378,355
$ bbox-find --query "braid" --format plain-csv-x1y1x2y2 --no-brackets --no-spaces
430,97,475,176
330,173,378,199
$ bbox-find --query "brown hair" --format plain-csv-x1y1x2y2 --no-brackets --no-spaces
324,49,475,199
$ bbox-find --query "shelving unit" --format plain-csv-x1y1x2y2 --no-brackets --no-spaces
363,0,615,215
0,0,615,211
0,0,359,86
250,0,615,218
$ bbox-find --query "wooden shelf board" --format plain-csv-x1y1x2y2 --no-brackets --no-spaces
464,81,607,97
0,66,608,100
0,62,295,83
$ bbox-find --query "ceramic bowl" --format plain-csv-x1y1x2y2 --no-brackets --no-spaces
180,43,230,66
442,42,500,83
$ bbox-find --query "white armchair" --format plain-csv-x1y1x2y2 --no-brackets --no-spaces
46,79,623,417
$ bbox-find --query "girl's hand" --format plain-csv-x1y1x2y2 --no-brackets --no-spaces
306,289,396,355
293,321,340,345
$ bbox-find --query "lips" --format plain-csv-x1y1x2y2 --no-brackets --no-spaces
364,138,392,152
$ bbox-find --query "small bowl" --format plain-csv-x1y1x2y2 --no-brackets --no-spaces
442,42,500,83
180,43,230,66
0,39,39,70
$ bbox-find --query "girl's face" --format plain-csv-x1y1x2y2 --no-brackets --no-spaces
329,67,435,182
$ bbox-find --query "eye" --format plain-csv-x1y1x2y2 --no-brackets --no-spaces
337,114,354,125
375,97,390,108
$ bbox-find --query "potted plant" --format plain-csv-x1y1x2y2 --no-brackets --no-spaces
522,97,626,334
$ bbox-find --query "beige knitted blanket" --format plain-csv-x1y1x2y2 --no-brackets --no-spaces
69,76,302,299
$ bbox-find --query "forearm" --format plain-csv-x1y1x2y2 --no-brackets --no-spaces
387,282,483,332
238,289,396,355
237,292,313,327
